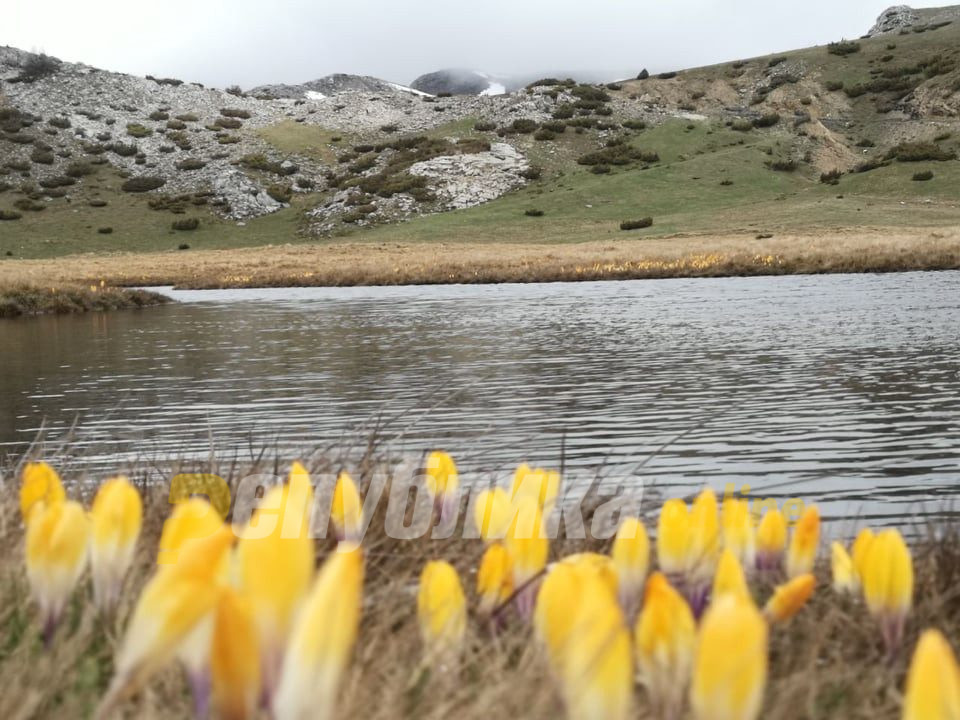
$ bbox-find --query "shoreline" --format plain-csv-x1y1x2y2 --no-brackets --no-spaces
0,285,171,318
1,227,958,293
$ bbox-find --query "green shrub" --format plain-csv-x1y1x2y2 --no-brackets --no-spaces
570,85,611,103
214,117,242,129
126,123,152,138
148,110,169,121
855,138,876,148
353,144,377,153
828,40,861,56
731,119,754,132
5,133,36,145
266,183,293,203
240,154,297,175
176,158,207,170
350,154,378,173
767,159,798,172
380,124,399,133
89,199,108,207
552,104,575,120
13,54,60,82
175,113,199,122
719,179,734,186
5,160,30,172
221,108,251,119
767,56,787,68
166,119,187,130
217,134,240,144
97,227,113,234
0,210,22,220
524,209,544,217
121,176,166,192
820,169,843,184
934,132,952,142
48,116,71,129
657,72,678,79
30,148,54,165
38,175,76,188
753,113,780,128
620,217,652,230
533,129,556,141
520,167,542,180
912,170,934,181
166,131,192,150
884,142,956,162
357,171,426,198
510,119,539,134
852,158,888,173
590,164,611,174
172,217,200,230
13,198,45,211
622,119,647,130
473,121,497,132
577,145,657,166
295,177,314,189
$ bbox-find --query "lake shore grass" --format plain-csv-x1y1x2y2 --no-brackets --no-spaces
0,455,955,719
1,226,958,291
0,284,171,318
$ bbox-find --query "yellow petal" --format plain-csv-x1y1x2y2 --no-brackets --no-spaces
831,542,857,594
211,588,261,720
764,573,815,623
98,527,235,715
473,487,511,542
417,560,467,659
786,505,820,578
274,545,364,720
691,595,768,720
424,450,459,500
903,629,960,720
688,488,720,583
90,477,143,613
158,497,225,566
862,529,913,619
476,542,513,616
20,461,66,522
721,498,756,569
657,499,690,577
25,499,89,633
511,465,560,513
612,517,649,617
331,470,363,542
713,549,751,605
756,509,787,569
505,495,549,585
635,572,696,719
851,527,875,585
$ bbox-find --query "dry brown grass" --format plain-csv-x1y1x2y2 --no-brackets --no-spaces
0,452,957,719
0,285,170,318
0,227,958,292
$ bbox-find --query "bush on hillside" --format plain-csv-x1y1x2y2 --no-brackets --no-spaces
148,111,169,121
172,217,200,230
820,169,843,185
767,56,787,68
176,158,206,170
0,210,22,220
828,40,861,56
753,113,781,128
636,69,649,80
912,170,934,181
48,116,71,129
121,176,166,192
620,217,653,230
884,142,956,162
14,54,60,82
524,209,544,217
267,183,293,203
126,123,152,138
824,80,844,92
220,108,251,119
473,121,497,132
214,117,242,129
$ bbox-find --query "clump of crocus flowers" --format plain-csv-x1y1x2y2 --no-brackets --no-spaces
16,453,932,720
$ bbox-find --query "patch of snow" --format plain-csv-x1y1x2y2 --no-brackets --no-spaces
304,90,326,100
388,82,434,98
480,82,507,97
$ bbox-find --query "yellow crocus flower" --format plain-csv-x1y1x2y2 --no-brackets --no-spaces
902,629,960,720
331,469,363,542
19,461,66,522
89,476,143,614
786,505,820,578
831,541,857,595
611,516,649,619
862,528,913,655
657,498,690,580
476,542,513,618
712,548,751,605
417,560,467,661
211,587,261,720
755,508,787,572
473,486,512,542
764,573,815,623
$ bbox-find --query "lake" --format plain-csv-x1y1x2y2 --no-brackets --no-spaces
2,272,959,532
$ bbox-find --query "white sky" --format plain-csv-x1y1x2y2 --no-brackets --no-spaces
3,1,950,88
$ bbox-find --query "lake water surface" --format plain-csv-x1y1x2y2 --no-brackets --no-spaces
2,272,959,531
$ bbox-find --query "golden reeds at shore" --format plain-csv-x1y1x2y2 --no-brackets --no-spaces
4,454,960,720
1,227,958,295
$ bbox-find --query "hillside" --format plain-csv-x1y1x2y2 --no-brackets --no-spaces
1,6,960,262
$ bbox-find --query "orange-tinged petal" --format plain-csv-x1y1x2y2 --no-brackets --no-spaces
691,595,768,720
786,505,820,578
274,545,364,720
764,573,815,623
903,629,960,720
756,509,787,570
90,477,143,614
211,588,261,720
417,560,467,659
20,461,66,522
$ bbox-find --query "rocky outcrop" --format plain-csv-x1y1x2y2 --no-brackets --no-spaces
411,69,499,96
868,6,920,35
408,143,528,210
248,74,417,100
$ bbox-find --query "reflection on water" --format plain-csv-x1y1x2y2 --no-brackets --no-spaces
2,272,959,530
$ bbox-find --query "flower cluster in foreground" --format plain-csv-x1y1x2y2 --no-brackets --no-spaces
15,454,955,720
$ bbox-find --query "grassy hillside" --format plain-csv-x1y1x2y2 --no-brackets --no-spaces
1,13,959,260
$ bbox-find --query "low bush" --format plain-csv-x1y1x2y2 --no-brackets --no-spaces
379,124,399,133
175,113,199,122
509,118,539,134
220,108,251,119
126,123,152,138
473,121,497,132
147,76,183,86
636,69,649,80
884,142,956,162
855,138,876,148
353,144,376,153
828,40,861,56
753,113,780,128
13,198,45,211
552,104,575,120
912,170,934,181
767,159,798,172
97,227,113,234
30,148,55,165
178,243,190,250
0,210,22,220
266,183,293,203
570,85,611,103
38,175,76,189
767,56,787,68
13,54,60,82
176,158,207,170
166,131,192,150
121,176,166,192
719,179,734,186
166,119,187,130
217,134,240,144
622,119,647,130
533,129,556,141
524,209,544,217
148,110,169,121
172,217,200,230
48,116,71,129
824,80,844,92
541,121,567,134
89,199,107,207
590,164,611,174
657,71,678,79
934,132,952,142
577,145,658,166
731,119,754,132
214,117,242,129
240,154,298,175
820,169,843,184
852,158,889,173
295,177,314,189
620,217,653,230
520,167,542,180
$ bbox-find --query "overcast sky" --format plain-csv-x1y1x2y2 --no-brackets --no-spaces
3,1,948,88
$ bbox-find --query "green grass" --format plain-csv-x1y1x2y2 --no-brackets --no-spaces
257,121,351,164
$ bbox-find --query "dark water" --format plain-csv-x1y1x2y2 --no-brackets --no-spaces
2,273,959,530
